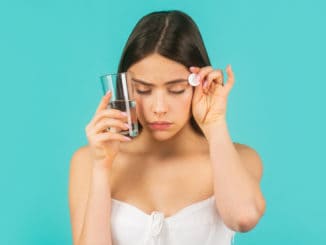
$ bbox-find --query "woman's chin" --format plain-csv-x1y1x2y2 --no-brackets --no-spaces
150,130,177,141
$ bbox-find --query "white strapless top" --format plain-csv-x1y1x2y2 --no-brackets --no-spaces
110,195,236,245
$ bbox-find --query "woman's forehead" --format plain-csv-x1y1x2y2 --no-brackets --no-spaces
128,54,189,83
130,76,189,87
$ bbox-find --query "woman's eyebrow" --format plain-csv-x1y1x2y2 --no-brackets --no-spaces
131,78,188,87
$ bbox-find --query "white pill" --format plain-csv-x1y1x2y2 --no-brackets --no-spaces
188,73,200,86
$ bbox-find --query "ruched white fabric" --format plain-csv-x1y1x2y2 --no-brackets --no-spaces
110,195,236,245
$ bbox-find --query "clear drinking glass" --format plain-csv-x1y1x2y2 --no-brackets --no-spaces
100,72,138,137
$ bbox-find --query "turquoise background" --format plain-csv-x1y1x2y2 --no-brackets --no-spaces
1,0,325,244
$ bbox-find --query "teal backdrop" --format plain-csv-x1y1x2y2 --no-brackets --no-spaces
1,0,325,244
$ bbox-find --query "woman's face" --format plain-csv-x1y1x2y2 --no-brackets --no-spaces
128,53,193,141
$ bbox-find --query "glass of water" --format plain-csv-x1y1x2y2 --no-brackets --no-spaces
100,72,138,138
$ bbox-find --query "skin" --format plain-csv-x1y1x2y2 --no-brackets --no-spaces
69,53,266,243
109,53,217,214
122,53,205,154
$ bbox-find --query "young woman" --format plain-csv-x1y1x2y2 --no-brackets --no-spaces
69,10,266,245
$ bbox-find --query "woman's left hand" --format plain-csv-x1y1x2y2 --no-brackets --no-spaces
190,65,235,131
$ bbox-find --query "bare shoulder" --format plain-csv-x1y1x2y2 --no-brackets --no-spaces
233,142,259,153
233,142,264,181
70,145,93,169
68,145,94,193
68,145,93,203
68,145,93,243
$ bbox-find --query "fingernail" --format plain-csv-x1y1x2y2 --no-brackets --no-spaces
106,90,111,96
203,80,208,88
121,111,128,116
124,136,132,141
124,123,130,129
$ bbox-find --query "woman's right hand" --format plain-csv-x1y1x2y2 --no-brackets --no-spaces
85,91,131,169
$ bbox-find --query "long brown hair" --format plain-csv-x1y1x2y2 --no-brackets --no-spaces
117,10,211,136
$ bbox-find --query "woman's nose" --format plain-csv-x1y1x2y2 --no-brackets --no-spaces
151,93,168,115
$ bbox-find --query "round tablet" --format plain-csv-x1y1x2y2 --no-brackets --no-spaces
188,73,200,86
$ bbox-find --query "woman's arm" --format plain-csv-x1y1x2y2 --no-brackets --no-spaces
203,120,266,233
69,147,113,245
190,64,266,232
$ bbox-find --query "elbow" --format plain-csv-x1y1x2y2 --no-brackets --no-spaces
235,213,260,232
235,198,266,233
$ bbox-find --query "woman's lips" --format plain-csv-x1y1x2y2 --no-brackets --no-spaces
148,122,172,130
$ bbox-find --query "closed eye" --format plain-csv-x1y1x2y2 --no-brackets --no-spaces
170,90,185,94
135,90,151,94
135,90,185,95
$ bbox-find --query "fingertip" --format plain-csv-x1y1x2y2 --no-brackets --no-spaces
104,91,112,100
189,66,199,72
225,65,231,75
124,136,132,141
